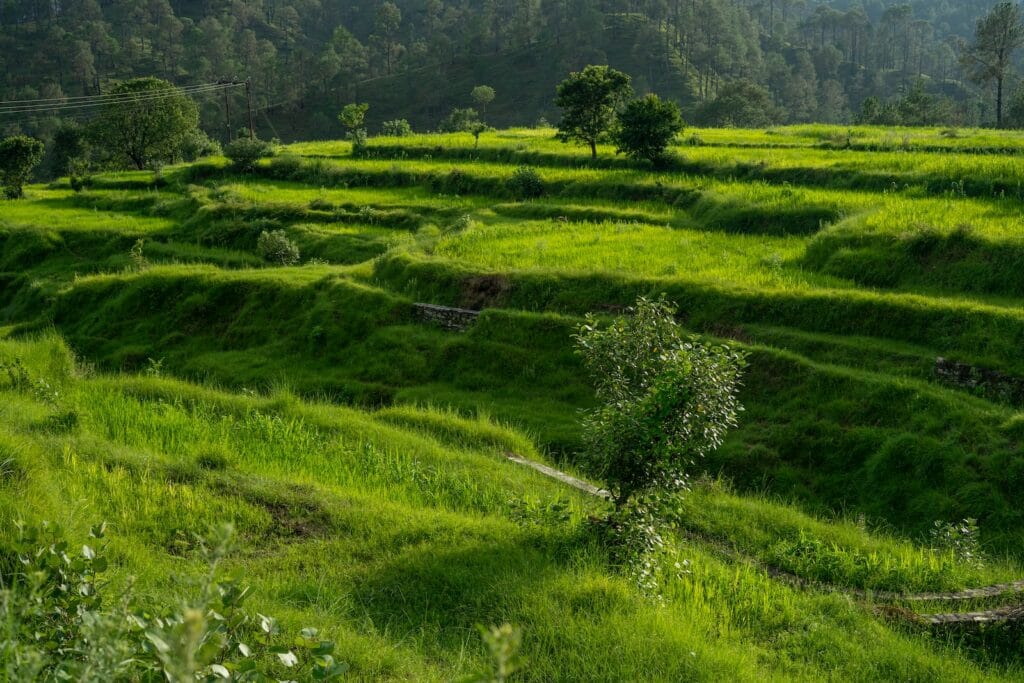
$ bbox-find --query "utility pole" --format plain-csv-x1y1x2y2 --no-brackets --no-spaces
245,79,255,140
223,86,232,143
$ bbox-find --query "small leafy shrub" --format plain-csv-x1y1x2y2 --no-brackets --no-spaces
224,138,272,173
309,196,334,211
180,129,222,161
507,166,544,200
575,297,745,592
930,518,985,569
257,229,300,266
381,119,413,137
0,356,32,390
0,522,347,680
69,171,92,193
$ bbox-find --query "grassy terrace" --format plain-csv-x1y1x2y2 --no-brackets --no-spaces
5,125,1024,678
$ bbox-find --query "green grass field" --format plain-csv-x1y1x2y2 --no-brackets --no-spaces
5,126,1024,679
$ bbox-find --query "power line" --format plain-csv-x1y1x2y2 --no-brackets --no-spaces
0,82,234,110
0,82,243,115
0,82,228,105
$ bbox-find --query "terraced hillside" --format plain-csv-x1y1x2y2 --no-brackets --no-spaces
4,125,1024,679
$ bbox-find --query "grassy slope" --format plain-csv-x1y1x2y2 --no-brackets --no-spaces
2,333,1022,681
5,125,1024,677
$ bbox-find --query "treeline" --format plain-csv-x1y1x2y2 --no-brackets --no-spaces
0,0,1018,144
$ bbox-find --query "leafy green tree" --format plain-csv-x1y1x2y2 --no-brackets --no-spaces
339,103,370,150
438,107,492,146
471,85,496,116
339,102,369,132
49,123,90,178
0,135,45,199
612,94,684,165
574,296,746,509
555,65,633,158
89,77,199,170
693,79,781,128
372,1,403,75
961,2,1024,127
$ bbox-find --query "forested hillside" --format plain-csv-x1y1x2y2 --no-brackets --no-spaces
0,0,1018,145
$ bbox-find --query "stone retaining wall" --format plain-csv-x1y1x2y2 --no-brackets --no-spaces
413,303,480,331
934,357,1024,404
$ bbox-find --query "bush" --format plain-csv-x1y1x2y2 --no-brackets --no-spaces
438,107,482,133
257,229,300,266
0,522,347,680
381,119,413,137
507,166,545,199
224,138,272,173
180,129,222,161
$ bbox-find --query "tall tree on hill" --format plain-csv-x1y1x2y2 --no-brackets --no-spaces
372,2,403,76
89,77,199,170
555,65,632,159
961,2,1024,127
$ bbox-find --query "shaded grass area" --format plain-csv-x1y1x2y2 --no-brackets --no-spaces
2,333,1023,681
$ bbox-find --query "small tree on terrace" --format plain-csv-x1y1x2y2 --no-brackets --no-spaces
0,135,45,199
555,65,632,158
339,102,370,150
471,85,496,116
575,296,745,511
613,94,684,166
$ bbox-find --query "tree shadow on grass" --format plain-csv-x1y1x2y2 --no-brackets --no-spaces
348,529,581,650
